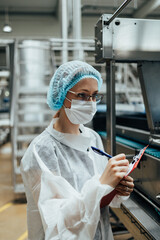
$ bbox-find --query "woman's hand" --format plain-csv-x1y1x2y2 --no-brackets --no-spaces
115,176,134,196
99,154,129,188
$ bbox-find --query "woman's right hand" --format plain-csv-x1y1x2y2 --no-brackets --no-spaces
99,154,129,188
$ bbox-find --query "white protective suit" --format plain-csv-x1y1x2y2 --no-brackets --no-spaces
20,118,128,240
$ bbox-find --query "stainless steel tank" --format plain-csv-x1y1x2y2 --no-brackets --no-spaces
19,40,52,88
18,40,54,123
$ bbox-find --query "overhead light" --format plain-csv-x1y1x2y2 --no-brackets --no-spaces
3,7,12,33
3,23,12,33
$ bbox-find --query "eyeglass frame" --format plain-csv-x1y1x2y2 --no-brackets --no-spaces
68,90,103,103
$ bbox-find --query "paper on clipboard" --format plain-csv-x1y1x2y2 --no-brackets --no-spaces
124,144,149,178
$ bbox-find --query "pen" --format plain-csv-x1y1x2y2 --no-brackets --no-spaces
91,145,149,162
91,146,112,158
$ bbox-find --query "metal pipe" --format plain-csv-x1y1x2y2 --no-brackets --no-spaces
106,0,133,25
62,0,68,63
106,60,116,156
134,188,160,212
10,41,18,128
50,38,94,43
9,37,94,43
73,0,83,60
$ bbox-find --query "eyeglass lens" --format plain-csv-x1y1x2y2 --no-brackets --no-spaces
69,91,103,102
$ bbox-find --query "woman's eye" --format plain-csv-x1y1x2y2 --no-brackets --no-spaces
92,94,97,99
77,93,86,98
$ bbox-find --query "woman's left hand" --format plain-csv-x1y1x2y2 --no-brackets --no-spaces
115,176,134,196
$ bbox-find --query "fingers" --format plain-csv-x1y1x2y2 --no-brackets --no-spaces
100,153,131,187
110,160,129,177
113,153,126,160
115,176,134,196
116,184,134,193
110,154,130,167
110,154,129,167
108,154,129,183
123,176,134,182
115,185,133,197
120,176,134,188
114,166,129,173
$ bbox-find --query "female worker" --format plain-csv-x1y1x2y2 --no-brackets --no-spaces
20,60,134,240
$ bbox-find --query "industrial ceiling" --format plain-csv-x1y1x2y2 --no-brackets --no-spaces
0,0,160,19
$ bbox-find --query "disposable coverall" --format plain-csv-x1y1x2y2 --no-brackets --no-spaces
20,118,128,240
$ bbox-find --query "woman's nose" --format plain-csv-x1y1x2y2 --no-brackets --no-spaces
88,96,93,101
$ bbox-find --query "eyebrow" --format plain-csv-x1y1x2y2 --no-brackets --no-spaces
79,89,98,93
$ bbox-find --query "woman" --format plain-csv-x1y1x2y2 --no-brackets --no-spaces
21,60,134,240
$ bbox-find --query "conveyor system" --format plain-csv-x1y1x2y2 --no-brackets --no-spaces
94,1,160,238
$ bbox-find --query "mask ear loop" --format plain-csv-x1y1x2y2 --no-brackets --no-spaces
63,97,72,109
65,97,72,103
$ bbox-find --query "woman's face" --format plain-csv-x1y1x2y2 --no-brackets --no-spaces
64,78,98,108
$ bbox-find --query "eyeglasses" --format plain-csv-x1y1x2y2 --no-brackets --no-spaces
68,90,103,103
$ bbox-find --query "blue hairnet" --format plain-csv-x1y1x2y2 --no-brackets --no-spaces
47,60,103,110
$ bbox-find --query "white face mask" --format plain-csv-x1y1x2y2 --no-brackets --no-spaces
64,99,97,124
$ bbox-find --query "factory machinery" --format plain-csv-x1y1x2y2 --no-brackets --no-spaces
94,2,160,238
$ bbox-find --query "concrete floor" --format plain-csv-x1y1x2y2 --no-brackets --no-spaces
0,142,134,240
0,143,27,240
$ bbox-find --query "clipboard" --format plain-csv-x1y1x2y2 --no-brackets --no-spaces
98,145,149,208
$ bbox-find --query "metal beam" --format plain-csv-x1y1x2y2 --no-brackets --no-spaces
61,0,68,63
133,0,160,18
106,60,116,156
73,0,83,60
105,0,133,25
